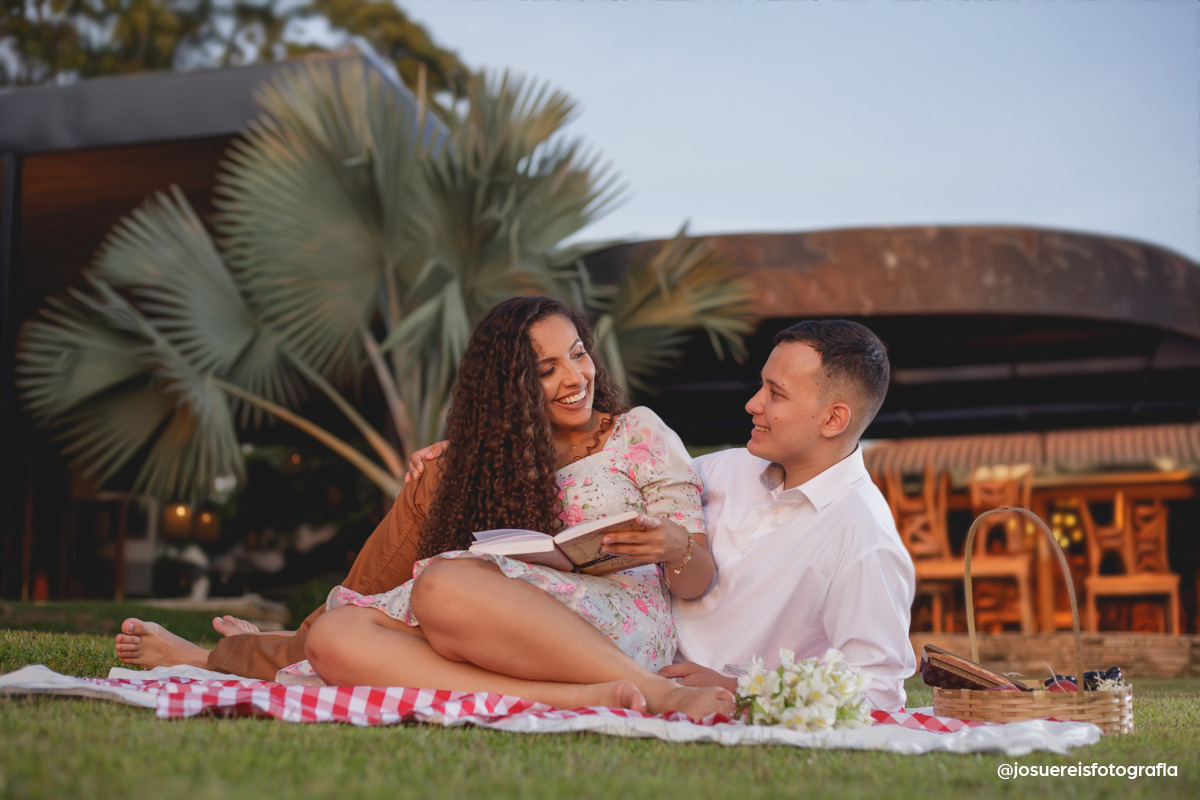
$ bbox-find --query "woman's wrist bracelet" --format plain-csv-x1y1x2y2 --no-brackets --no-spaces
663,532,695,589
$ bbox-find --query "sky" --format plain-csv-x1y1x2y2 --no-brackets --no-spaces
404,0,1199,263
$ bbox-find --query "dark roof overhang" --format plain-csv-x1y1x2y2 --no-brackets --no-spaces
585,226,1200,444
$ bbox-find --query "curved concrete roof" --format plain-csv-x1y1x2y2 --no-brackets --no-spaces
586,224,1200,441
590,225,1200,339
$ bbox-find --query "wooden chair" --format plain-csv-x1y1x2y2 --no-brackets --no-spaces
884,464,960,632
964,467,1036,633
1080,492,1181,634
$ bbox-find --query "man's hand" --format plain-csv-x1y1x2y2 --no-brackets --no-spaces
405,441,448,482
658,662,739,693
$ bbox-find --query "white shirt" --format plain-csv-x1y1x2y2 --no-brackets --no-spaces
673,446,917,710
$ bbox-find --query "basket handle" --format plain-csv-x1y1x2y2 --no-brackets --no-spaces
962,507,1084,683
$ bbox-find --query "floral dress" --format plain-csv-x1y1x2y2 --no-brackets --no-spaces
277,406,705,684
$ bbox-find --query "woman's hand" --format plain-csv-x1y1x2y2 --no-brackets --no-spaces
603,516,714,599
598,515,691,565
405,440,448,482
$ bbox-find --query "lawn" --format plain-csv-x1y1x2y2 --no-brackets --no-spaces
1,609,1197,800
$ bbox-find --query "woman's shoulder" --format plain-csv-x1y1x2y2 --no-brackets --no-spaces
611,406,679,442
615,405,669,431
609,406,692,458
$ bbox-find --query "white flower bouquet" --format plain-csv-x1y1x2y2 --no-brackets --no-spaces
734,648,873,731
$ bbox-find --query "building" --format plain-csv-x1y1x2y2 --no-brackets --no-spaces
3,60,1197,638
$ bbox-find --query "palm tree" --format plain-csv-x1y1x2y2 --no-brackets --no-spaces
17,59,754,505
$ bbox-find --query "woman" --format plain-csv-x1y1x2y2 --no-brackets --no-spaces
298,296,733,719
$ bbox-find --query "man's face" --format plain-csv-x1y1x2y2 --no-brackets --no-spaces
744,342,829,467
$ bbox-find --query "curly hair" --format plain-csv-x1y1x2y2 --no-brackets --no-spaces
417,296,626,558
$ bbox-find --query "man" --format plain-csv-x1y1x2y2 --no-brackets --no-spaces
660,320,916,710
118,320,914,709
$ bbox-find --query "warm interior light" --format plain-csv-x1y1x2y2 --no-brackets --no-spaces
164,504,193,538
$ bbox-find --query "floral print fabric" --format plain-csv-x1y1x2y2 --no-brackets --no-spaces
276,406,704,684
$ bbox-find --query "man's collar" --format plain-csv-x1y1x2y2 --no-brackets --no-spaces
758,446,865,510
759,462,787,492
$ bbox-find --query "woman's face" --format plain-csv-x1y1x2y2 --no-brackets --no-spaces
528,314,596,432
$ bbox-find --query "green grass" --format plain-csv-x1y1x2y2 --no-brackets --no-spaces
0,600,229,645
1,628,1198,800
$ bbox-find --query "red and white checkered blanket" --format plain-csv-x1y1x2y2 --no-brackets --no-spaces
0,665,1102,754
85,673,979,730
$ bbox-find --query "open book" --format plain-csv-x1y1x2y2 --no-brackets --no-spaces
469,510,644,576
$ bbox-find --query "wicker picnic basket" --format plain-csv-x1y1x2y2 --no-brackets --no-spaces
931,507,1134,734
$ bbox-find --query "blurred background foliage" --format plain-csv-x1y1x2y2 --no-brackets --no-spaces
16,58,756,506
1,0,469,98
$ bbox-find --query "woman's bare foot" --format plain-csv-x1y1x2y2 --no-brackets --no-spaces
212,615,260,636
114,618,212,669
643,680,735,720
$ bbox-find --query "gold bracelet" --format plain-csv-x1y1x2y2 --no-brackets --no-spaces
663,533,695,589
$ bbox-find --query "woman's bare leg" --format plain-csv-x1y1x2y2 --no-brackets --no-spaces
409,559,734,719
305,606,647,712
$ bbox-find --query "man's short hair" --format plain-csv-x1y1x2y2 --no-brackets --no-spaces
773,320,890,435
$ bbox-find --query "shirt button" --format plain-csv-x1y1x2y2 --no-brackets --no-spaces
772,508,780,515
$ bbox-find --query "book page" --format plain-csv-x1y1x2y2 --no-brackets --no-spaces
468,536,573,572
471,527,547,544
552,510,640,544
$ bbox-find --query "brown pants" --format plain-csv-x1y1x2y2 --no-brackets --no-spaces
205,461,441,679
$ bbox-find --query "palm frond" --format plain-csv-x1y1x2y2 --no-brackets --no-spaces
16,284,244,503
379,281,473,446
415,70,622,296
18,61,759,501
595,227,757,393
75,283,245,505
94,186,304,424
215,59,431,377
381,69,623,441
18,294,149,421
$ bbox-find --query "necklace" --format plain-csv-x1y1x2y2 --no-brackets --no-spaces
560,412,610,461
567,416,599,454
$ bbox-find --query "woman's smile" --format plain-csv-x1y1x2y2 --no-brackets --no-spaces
556,387,589,408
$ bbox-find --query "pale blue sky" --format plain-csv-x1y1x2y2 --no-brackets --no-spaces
406,0,1199,263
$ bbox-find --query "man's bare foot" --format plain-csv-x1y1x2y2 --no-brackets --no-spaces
554,680,647,712
114,618,212,669
598,680,648,713
212,615,259,637
643,680,736,720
